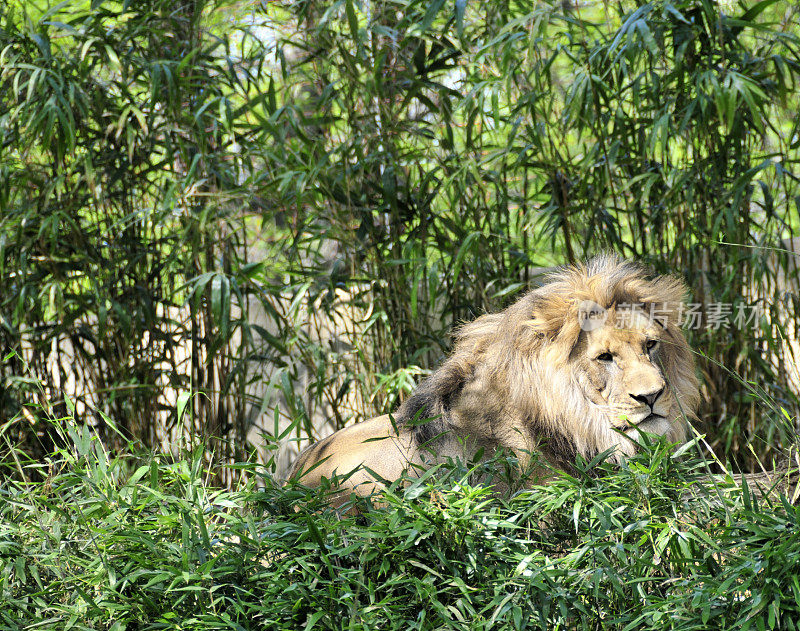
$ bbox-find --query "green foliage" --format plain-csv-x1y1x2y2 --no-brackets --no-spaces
2,2,800,626
1,0,799,475
0,0,272,462
1,417,799,630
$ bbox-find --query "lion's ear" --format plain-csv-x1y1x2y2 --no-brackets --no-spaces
524,292,583,344
621,274,689,329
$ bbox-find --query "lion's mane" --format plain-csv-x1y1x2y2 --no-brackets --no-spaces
396,254,701,470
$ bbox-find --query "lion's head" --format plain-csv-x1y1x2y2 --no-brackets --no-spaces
398,254,701,470
288,255,702,502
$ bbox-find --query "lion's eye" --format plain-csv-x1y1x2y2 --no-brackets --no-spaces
596,352,613,362
646,340,658,351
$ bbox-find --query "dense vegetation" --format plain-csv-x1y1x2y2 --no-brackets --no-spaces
1,0,799,628
2,0,798,470
2,415,800,630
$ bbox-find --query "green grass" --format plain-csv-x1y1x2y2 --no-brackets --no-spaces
1,420,798,630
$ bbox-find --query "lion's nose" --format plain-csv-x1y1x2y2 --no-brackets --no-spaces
630,387,664,409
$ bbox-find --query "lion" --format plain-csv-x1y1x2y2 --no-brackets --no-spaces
286,254,700,505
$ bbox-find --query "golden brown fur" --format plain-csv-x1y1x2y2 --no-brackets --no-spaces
287,255,701,504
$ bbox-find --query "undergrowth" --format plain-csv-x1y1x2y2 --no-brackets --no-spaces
0,417,798,631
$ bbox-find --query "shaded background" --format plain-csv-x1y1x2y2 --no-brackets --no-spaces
1,0,798,482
